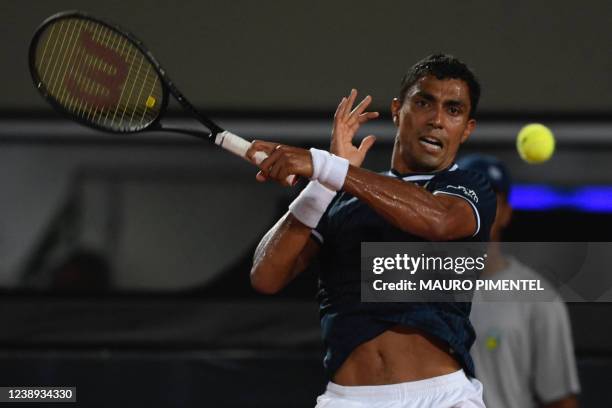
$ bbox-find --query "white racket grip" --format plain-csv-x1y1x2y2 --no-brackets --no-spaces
214,131,296,185
214,130,252,157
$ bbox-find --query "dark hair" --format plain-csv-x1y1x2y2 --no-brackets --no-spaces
399,53,481,118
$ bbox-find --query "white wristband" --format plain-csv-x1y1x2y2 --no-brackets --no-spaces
288,181,336,228
309,148,349,191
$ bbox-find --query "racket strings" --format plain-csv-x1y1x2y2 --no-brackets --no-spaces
80,21,161,128
34,17,163,132
36,20,149,129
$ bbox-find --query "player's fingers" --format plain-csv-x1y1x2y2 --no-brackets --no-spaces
277,168,294,187
340,89,357,118
334,97,347,118
269,152,301,186
257,157,272,177
357,135,377,155
250,140,278,153
262,144,290,174
247,140,278,163
267,158,286,182
257,148,282,176
255,170,268,183
351,95,372,116
357,111,380,124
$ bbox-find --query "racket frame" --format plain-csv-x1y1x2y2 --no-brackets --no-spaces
29,10,224,139
29,10,289,182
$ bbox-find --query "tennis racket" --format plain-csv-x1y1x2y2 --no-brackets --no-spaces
29,10,294,183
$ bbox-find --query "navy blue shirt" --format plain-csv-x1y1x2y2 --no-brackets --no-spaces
312,164,497,378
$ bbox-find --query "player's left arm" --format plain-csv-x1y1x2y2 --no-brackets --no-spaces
247,144,481,241
343,166,478,240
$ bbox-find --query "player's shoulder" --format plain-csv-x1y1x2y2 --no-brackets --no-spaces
428,167,496,205
430,167,492,189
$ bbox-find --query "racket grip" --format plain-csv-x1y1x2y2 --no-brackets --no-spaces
214,131,296,185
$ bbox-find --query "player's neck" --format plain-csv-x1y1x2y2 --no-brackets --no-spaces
390,158,451,176
390,140,451,175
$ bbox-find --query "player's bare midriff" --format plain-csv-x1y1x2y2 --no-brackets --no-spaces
332,325,461,386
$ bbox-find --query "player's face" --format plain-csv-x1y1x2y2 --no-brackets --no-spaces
391,76,476,173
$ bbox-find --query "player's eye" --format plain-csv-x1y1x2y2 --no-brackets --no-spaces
448,106,461,115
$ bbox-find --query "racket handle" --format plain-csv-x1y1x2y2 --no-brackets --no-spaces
214,131,296,185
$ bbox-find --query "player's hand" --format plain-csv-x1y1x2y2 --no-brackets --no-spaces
331,89,379,167
247,141,313,186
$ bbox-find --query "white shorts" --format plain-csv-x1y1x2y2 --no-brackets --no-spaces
315,370,485,408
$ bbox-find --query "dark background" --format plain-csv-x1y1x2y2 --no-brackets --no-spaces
2,0,612,114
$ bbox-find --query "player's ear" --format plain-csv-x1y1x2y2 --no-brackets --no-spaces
460,118,476,143
499,199,513,228
391,98,402,127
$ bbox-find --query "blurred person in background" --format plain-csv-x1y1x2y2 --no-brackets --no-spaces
51,248,111,292
459,154,580,408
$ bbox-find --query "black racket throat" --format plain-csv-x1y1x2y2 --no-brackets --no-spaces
164,84,224,136
153,124,217,143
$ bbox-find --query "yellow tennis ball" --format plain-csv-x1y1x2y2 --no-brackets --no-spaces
516,123,555,164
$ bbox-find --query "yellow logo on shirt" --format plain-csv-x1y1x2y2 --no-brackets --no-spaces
485,330,501,350
485,336,499,350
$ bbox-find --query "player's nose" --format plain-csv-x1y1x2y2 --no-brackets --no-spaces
427,106,444,129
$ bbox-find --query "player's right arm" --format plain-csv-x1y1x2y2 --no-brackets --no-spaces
249,91,377,294
250,212,320,294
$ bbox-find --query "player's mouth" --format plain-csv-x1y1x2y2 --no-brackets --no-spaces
418,136,443,153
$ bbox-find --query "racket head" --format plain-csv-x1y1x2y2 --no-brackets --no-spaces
29,11,169,133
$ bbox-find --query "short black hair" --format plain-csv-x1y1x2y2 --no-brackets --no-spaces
399,53,481,118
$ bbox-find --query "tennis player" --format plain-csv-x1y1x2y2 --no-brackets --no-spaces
459,154,581,408
247,54,496,407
